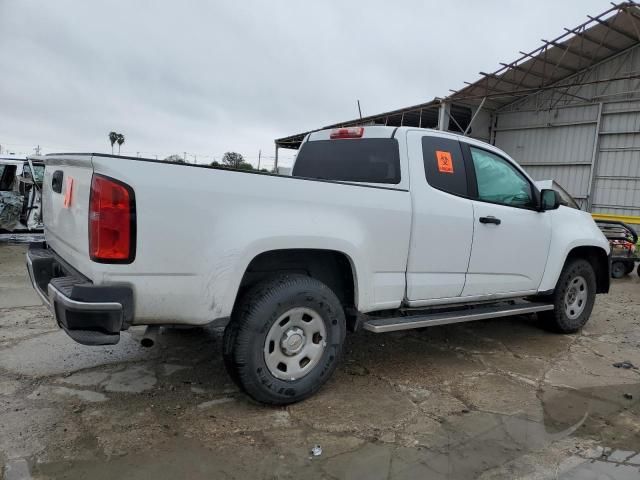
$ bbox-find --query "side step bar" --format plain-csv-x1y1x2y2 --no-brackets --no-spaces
362,301,554,333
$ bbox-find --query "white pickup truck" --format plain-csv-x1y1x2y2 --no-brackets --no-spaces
27,126,610,404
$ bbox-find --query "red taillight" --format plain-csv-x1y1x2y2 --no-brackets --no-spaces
89,174,136,263
330,127,364,139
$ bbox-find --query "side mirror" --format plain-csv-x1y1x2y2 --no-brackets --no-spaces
540,189,560,211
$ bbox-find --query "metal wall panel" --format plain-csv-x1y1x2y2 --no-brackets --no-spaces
497,104,600,129
493,44,640,219
494,122,596,198
593,113,640,215
524,164,591,203
598,131,640,151
592,178,640,213
601,112,640,132
597,149,640,177
496,124,596,165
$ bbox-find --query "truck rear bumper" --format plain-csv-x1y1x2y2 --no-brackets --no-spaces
26,243,134,346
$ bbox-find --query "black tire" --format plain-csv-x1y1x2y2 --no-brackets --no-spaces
611,261,627,279
223,274,346,405
637,263,640,278
538,258,597,333
625,262,635,275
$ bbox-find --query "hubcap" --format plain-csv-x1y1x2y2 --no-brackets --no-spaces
564,275,588,320
280,327,306,356
264,307,327,381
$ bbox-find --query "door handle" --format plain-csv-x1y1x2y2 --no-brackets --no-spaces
479,216,501,225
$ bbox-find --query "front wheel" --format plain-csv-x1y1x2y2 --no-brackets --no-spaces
223,274,346,405
538,258,597,333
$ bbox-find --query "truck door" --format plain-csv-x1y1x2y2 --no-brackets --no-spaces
461,144,552,296
405,131,475,302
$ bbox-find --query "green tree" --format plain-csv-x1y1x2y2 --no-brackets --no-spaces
108,131,118,154
116,134,125,154
221,152,244,168
237,162,254,170
164,154,185,163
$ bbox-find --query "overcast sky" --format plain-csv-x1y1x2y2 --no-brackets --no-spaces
0,0,609,167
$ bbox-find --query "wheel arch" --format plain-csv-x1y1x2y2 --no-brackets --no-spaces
233,248,359,317
564,245,610,294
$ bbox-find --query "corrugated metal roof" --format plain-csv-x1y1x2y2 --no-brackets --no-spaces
275,2,640,150
448,2,640,109
274,99,441,150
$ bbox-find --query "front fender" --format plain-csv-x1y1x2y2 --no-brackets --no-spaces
538,207,610,292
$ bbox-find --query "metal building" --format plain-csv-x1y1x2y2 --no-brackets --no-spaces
275,2,640,226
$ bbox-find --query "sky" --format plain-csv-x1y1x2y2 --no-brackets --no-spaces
0,0,611,168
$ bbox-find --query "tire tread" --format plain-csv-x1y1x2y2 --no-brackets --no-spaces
539,258,596,333
223,274,345,405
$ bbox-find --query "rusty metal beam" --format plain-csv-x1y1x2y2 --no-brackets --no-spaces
563,27,619,51
620,5,640,40
499,62,546,81
543,38,599,63
518,50,579,75
479,72,530,89
588,14,638,42
450,71,640,102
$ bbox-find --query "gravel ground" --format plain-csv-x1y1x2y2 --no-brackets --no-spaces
1,242,640,479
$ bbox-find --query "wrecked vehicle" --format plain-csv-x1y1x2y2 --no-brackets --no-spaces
0,156,44,231
26,126,610,405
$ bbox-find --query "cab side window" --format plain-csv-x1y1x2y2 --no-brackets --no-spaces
469,147,533,208
422,136,468,197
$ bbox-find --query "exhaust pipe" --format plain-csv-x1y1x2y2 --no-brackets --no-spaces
141,325,160,348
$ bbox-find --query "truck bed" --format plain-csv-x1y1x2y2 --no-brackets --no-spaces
41,153,412,325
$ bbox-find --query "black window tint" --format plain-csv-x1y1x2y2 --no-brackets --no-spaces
292,138,400,184
422,136,467,196
0,165,17,191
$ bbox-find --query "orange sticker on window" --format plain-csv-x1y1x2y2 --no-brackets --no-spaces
435,150,454,174
63,177,74,208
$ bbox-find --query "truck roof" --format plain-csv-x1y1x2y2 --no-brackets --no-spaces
304,126,513,163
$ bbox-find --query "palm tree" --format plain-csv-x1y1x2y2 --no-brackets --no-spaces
116,134,125,154
108,131,118,154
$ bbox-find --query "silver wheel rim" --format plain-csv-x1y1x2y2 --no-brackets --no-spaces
263,307,327,381
564,275,588,320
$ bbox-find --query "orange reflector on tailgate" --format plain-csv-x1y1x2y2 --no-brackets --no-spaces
63,177,74,208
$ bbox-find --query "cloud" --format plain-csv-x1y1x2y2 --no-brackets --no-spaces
0,0,606,166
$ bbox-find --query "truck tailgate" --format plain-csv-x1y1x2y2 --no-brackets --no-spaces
42,155,95,280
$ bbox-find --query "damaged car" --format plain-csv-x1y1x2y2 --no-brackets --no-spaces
0,156,44,231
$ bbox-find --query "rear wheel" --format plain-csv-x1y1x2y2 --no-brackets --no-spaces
223,274,346,405
539,258,596,333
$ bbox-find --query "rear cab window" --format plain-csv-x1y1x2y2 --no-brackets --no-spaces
292,138,401,184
